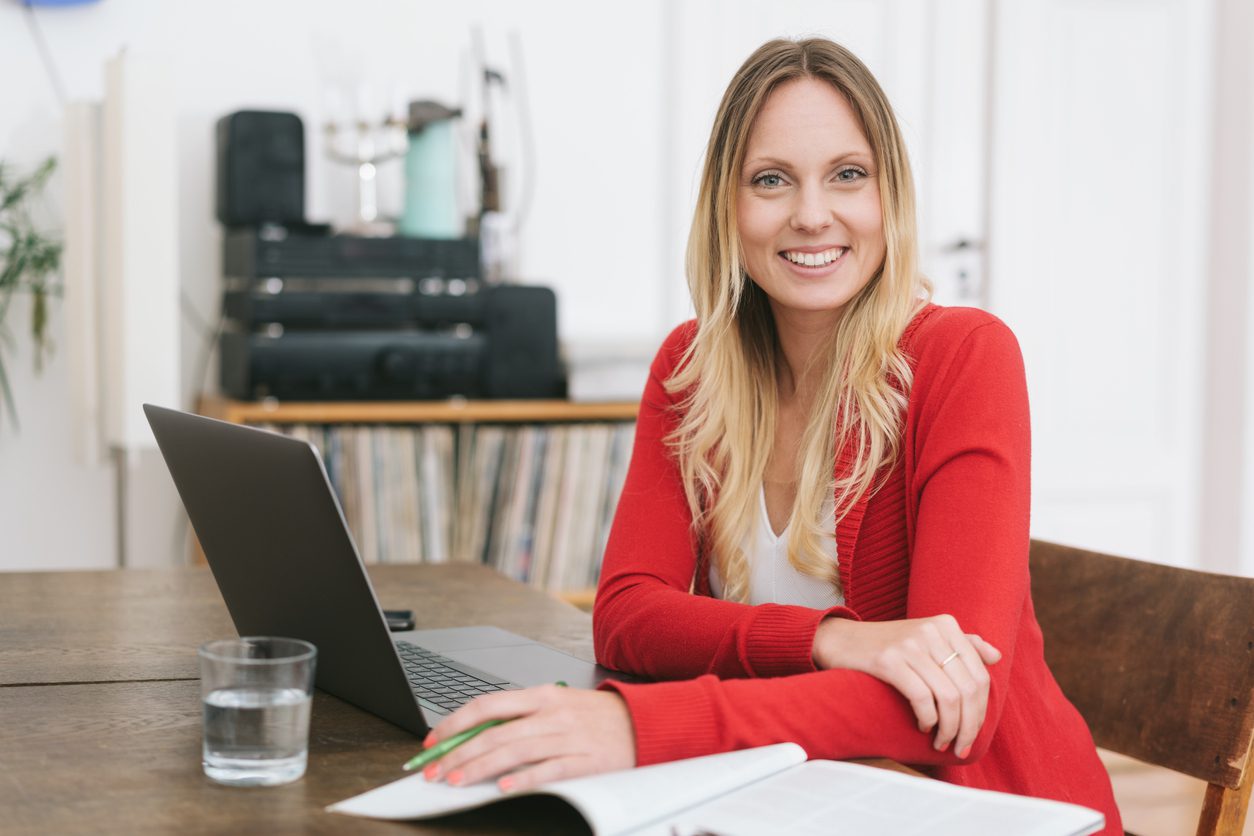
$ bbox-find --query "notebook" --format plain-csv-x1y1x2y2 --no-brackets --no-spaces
327,742,1105,835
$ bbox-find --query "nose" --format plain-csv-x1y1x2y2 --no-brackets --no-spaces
789,182,833,234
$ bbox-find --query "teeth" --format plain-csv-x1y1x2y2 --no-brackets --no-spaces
783,247,844,266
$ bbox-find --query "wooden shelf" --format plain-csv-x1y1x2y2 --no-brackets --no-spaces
557,588,597,612
198,395,639,425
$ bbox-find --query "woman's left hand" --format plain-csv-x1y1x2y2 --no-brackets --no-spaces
420,684,636,792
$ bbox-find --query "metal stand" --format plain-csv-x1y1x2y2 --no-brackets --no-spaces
324,117,407,236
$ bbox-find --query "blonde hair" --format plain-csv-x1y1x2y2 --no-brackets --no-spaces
669,37,929,603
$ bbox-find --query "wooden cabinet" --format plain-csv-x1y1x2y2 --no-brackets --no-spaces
197,397,638,611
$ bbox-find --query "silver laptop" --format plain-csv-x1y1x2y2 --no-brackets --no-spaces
144,403,629,737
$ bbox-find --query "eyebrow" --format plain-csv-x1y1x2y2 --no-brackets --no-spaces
743,153,872,171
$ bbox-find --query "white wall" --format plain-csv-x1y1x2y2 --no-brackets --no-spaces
0,0,671,571
987,0,1214,570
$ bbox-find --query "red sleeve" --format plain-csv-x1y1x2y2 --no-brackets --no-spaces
900,319,1031,760
598,316,1032,768
593,322,857,681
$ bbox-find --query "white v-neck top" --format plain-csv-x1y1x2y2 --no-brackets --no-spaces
708,486,844,608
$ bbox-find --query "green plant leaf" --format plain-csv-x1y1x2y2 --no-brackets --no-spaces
31,287,47,372
0,155,62,429
0,354,18,431
0,298,12,336
0,158,55,215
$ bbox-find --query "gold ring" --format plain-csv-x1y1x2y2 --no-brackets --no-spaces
939,650,960,667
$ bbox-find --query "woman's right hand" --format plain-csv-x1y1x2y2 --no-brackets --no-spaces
811,614,1001,758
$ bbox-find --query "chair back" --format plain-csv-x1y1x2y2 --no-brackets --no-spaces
1028,540,1254,835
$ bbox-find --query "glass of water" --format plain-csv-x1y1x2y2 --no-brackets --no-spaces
198,637,317,787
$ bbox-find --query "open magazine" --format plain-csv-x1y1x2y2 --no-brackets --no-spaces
327,743,1105,836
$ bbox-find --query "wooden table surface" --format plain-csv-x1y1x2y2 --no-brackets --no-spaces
0,564,600,835
0,564,595,686
1,564,911,835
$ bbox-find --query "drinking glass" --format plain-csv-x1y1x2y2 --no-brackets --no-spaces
198,637,317,787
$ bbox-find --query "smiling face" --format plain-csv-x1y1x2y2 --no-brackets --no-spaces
736,77,886,332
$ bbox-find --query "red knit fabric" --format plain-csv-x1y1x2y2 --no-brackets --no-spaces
593,304,1121,834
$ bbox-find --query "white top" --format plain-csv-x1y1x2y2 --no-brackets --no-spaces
709,486,844,608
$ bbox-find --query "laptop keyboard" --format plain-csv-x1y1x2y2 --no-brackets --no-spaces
395,640,517,715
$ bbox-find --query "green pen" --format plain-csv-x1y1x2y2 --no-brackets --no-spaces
402,681,567,773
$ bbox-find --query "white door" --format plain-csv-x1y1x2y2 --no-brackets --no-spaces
986,0,1212,568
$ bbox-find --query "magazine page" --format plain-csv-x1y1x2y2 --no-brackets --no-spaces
654,760,1105,836
553,742,806,834
327,743,807,835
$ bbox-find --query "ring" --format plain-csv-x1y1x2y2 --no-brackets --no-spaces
939,650,960,667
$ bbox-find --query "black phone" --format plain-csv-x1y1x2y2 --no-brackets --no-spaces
383,609,415,632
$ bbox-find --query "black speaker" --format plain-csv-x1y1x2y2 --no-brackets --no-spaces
215,110,305,228
484,286,565,398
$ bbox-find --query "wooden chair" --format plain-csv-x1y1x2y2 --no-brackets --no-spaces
1029,540,1254,836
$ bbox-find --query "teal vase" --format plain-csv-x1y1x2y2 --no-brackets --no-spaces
400,101,461,239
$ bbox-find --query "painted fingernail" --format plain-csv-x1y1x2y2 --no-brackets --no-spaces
936,740,949,752
423,764,441,781
959,745,972,759
423,731,436,748
498,776,514,792
447,770,465,786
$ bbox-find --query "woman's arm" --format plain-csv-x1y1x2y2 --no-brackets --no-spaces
593,323,857,681
811,614,1003,757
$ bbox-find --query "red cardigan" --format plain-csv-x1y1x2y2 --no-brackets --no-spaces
593,304,1121,833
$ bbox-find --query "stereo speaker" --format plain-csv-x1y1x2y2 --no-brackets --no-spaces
484,286,564,398
215,110,305,227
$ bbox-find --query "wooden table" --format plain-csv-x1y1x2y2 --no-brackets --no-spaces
1,564,913,835
0,564,600,835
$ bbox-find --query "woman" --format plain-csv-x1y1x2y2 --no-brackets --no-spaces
422,37,1121,831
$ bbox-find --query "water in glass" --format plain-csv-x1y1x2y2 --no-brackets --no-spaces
202,686,312,786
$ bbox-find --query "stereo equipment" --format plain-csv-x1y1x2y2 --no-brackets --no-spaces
222,227,488,330
216,183,562,401
224,227,479,280
483,285,563,401
220,330,490,401
223,279,486,330
215,111,305,228
220,283,564,401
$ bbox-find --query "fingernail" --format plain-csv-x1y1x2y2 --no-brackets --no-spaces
498,776,514,792
959,745,972,759
423,764,441,781
423,731,436,748
936,740,949,752
447,770,464,786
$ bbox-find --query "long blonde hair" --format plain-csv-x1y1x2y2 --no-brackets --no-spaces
669,37,929,602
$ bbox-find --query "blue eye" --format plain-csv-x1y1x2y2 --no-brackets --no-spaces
835,167,868,182
751,171,787,188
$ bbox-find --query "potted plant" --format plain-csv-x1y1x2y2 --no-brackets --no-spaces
0,157,62,430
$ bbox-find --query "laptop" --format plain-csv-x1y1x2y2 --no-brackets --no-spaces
144,403,630,737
